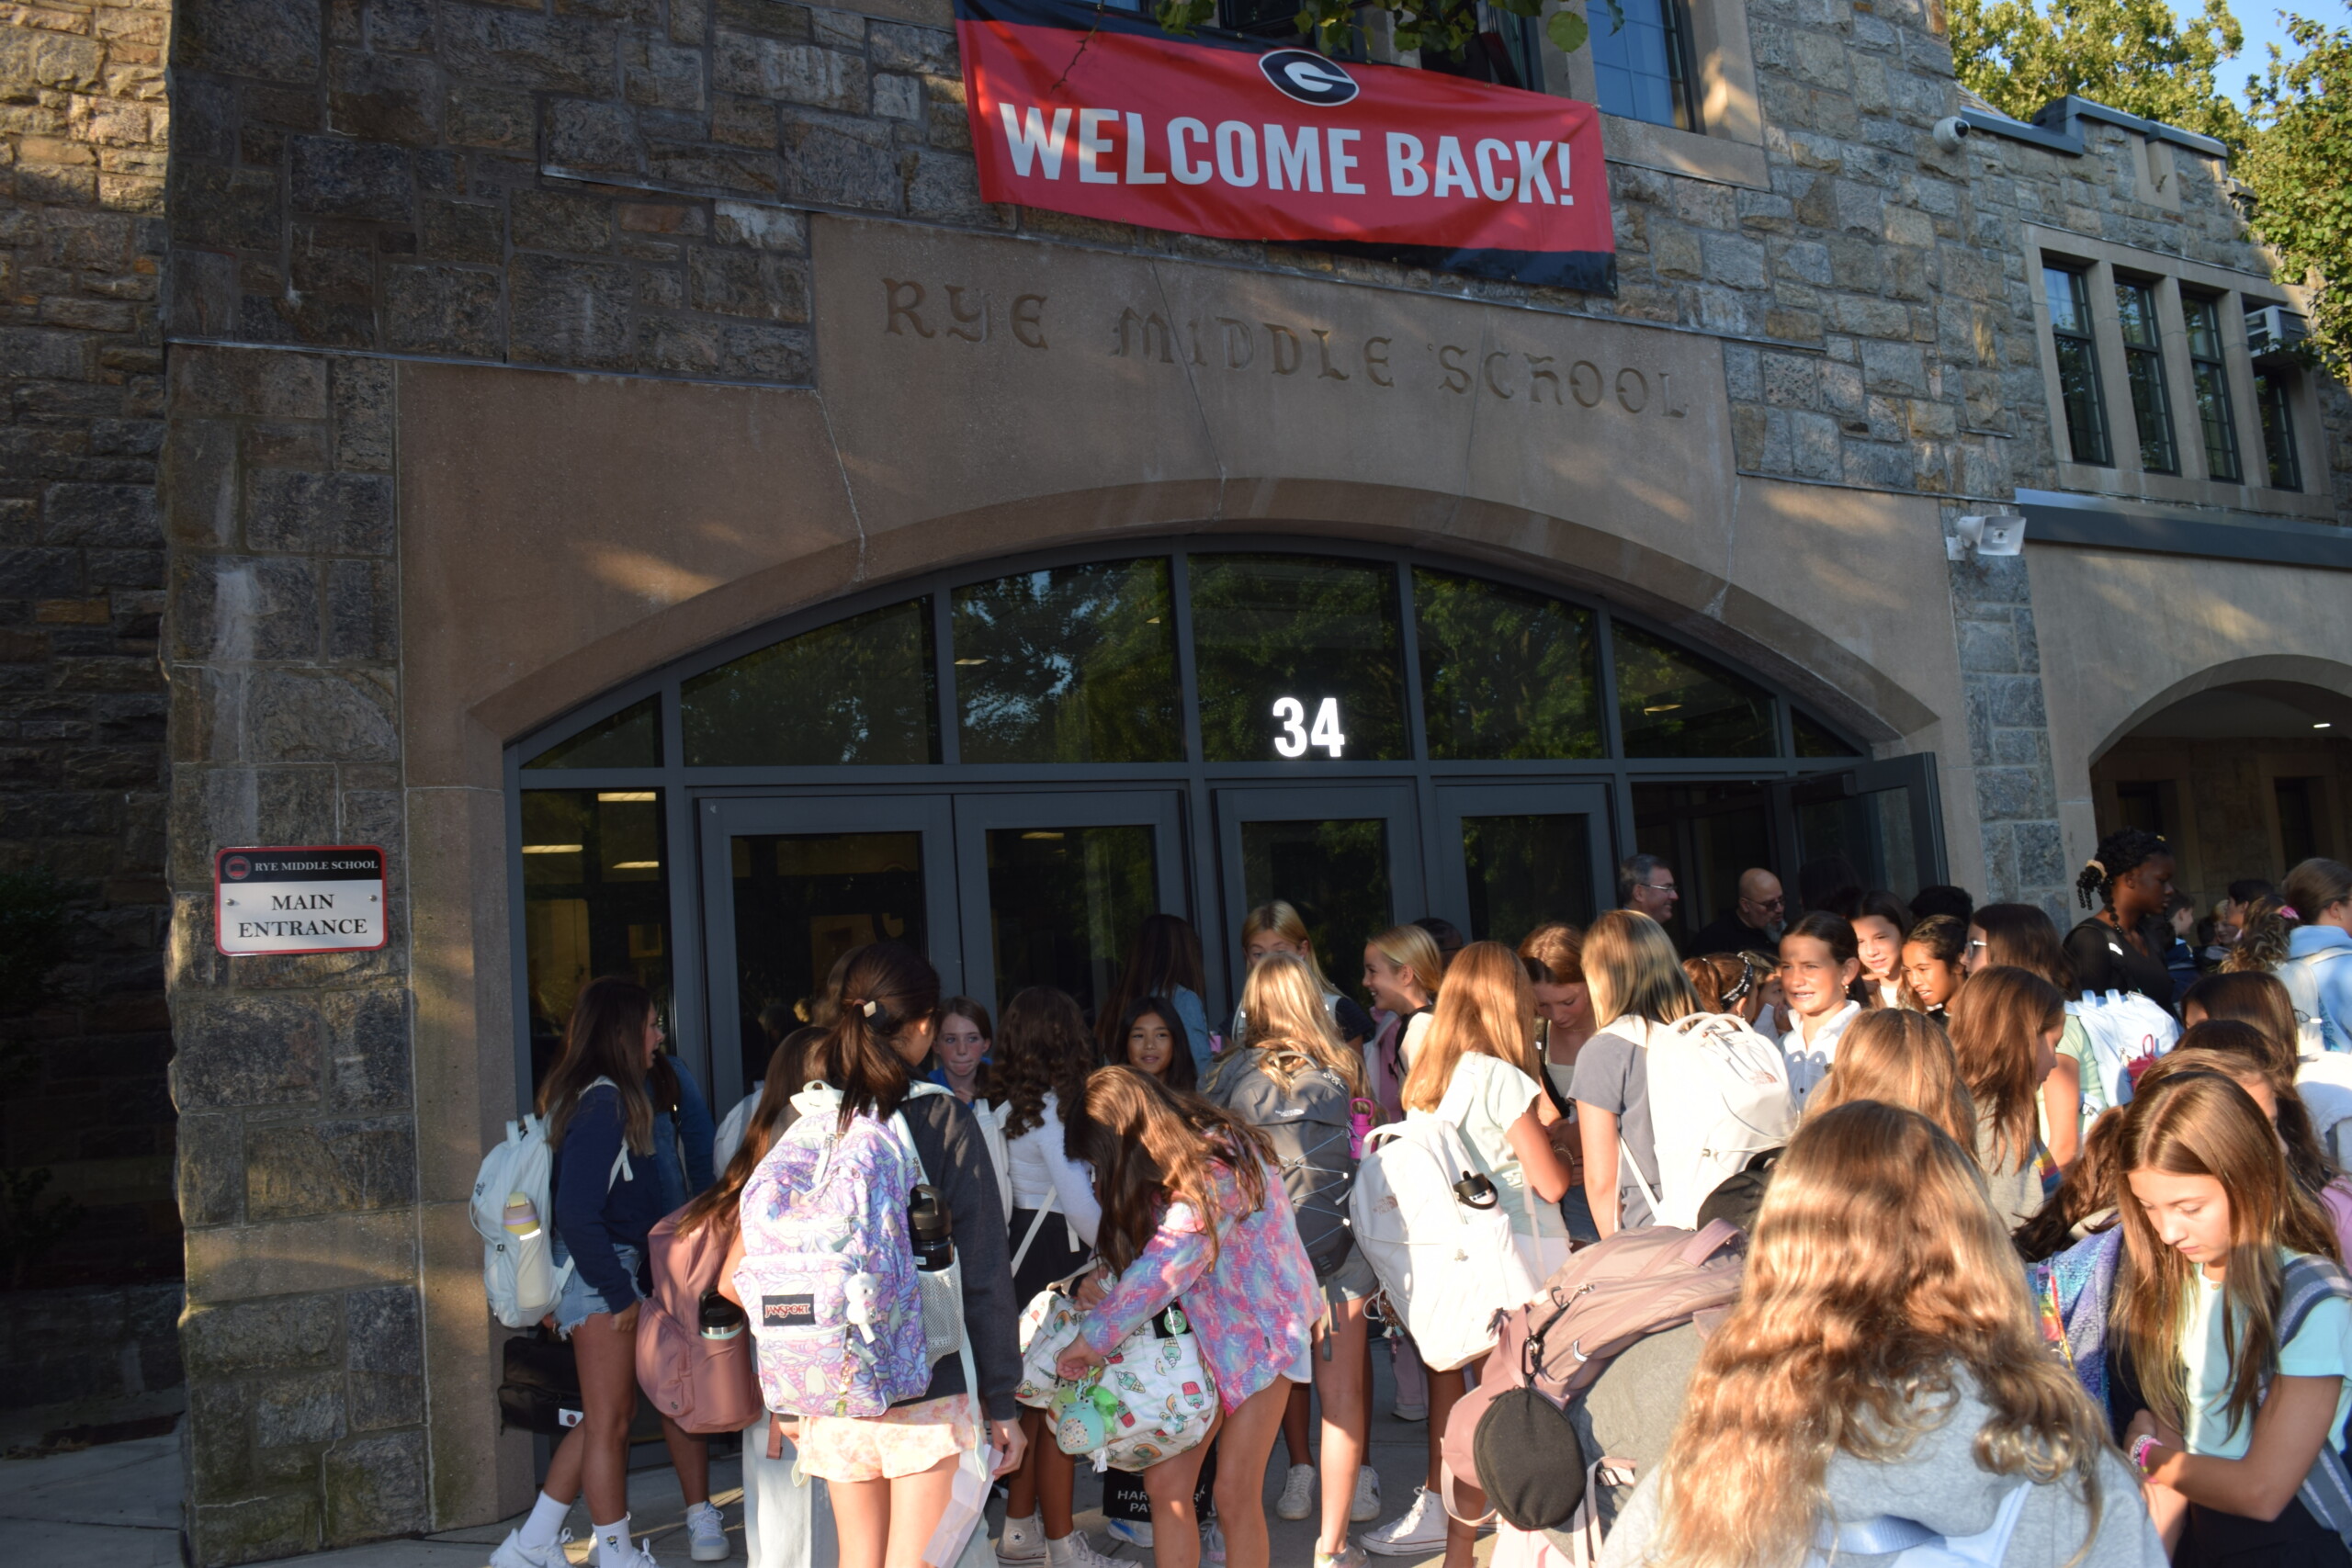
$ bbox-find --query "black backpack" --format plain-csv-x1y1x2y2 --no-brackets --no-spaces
1211,1048,1359,1280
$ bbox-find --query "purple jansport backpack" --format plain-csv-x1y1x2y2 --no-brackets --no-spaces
733,1084,930,1418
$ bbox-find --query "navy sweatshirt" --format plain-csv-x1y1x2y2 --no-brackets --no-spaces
551,1082,668,1306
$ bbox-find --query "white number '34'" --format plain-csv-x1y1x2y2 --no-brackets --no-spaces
1272,696,1346,758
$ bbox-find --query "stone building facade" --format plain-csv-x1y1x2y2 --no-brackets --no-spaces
0,0,2339,1545
3,0,181,1341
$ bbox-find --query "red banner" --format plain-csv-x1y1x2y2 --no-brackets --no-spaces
955,0,1614,289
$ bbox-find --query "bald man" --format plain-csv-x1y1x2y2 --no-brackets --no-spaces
1687,868,1786,958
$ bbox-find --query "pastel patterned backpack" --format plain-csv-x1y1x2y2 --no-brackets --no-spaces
733,1083,931,1418
1014,1285,1217,1472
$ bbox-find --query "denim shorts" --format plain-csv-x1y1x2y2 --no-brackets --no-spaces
553,1243,641,1337
1320,1242,1380,1307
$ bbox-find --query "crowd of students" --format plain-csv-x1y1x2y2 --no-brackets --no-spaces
486,838,2352,1568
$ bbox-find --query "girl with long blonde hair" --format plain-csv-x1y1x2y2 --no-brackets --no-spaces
1061,1068,1322,1568
1803,1008,1977,1151
1600,1100,2154,1568
1367,942,1572,1568
1567,911,1702,1239
2113,1070,2352,1564
1362,922,1443,1122
1234,900,1374,1050
1210,953,1376,1564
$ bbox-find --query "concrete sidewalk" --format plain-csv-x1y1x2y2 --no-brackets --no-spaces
4,1356,1482,1567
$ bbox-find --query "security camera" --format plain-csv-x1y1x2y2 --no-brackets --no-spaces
1932,116,1970,151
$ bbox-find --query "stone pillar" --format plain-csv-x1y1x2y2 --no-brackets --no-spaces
1946,537,2070,919
163,343,428,1564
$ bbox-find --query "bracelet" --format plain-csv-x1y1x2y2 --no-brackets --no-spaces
2130,1433,2161,1474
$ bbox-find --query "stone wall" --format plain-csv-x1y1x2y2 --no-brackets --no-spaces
2,0,178,1288
163,343,424,1563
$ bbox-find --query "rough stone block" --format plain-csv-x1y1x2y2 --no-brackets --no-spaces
44,483,163,548
0,28,107,94
1700,231,1768,289
175,0,322,82
170,991,327,1109
867,19,956,73
191,1488,320,1566
288,136,415,221
874,73,923,121
178,1111,245,1228
1859,336,1926,395
244,469,395,556
254,1371,345,1447
323,1431,430,1546
171,347,328,420
182,1293,341,1376
419,197,505,265
447,84,535,151
245,668,400,762
345,1284,425,1428
511,189,613,254
718,321,814,381
544,98,646,174
716,0,813,39
1956,615,2018,674
385,265,504,356
435,7,615,95
246,1117,417,1218
508,254,634,367
327,48,443,145
331,358,395,474
325,558,400,661
169,554,321,661
625,36,707,109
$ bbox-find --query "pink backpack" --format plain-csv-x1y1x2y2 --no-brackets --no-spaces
733,1086,930,1418
635,1208,763,1434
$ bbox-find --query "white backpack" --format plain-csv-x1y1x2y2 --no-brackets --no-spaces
1626,1013,1794,1230
714,1083,761,1174
469,1078,629,1328
969,1096,1014,1224
1804,1481,2032,1567
2067,990,2179,1111
2282,947,2352,1059
1348,1074,1540,1372
2299,1057,2352,1168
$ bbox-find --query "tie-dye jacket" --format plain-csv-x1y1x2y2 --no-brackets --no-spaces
1077,1157,1323,1413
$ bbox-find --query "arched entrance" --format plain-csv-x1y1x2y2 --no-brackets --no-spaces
2090,676,2352,919
506,537,1950,1103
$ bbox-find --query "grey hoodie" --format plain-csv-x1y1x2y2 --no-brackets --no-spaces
1598,1371,2166,1567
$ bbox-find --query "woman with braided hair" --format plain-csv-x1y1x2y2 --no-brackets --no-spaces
2066,827,2181,1013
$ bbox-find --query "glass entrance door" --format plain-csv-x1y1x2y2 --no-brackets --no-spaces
698,795,959,1100
952,791,1189,1021
1212,785,1423,1006
1776,752,1947,901
1432,783,1612,941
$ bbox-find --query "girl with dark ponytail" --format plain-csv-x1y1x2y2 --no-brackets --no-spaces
2065,826,2181,1012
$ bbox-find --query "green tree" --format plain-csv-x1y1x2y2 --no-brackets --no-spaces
1154,0,1621,69
1949,0,2250,147
2241,13,2352,368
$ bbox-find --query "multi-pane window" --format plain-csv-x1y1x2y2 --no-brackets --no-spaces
2180,296,2242,484
2043,265,2112,467
2256,371,2303,491
2114,279,2178,474
1590,0,1696,130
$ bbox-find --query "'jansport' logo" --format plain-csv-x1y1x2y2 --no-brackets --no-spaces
1260,50,1359,107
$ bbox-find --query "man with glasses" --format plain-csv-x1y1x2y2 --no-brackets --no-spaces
1617,852,1682,935
1687,868,1785,958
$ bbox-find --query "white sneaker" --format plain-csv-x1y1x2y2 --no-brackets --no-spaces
1351,1466,1382,1523
1104,1517,1154,1548
1276,1461,1317,1520
1046,1531,1122,1568
999,1512,1048,1564
599,1544,661,1568
1361,1487,1450,1557
686,1501,730,1562
491,1529,571,1568
1200,1522,1226,1566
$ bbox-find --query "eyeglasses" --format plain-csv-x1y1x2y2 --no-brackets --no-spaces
1966,940,1988,951
1638,882,1679,894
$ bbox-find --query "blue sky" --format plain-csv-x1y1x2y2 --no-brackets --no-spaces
2222,0,2341,105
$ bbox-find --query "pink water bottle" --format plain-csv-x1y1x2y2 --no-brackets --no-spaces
1349,1098,1376,1160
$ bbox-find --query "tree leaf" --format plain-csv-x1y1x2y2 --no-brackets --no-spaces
1547,8,1589,51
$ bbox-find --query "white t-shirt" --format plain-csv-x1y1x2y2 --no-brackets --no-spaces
2182,1251,2352,1459
1781,1001,1860,1105
1003,1090,1102,1247
1442,1053,1566,1239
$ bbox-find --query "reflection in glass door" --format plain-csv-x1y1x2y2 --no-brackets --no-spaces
1781,755,1946,901
1433,784,1611,942
953,793,1188,1021
1215,786,1421,1008
699,796,958,1101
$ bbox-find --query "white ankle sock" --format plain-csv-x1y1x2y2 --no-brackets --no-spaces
592,1516,632,1565
518,1491,571,1550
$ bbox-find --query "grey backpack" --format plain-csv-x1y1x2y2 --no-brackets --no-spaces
1211,1048,1360,1280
